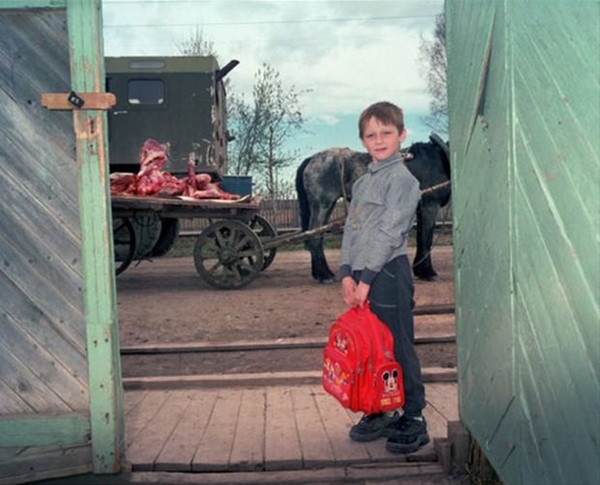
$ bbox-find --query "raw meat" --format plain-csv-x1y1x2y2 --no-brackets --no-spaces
110,139,241,201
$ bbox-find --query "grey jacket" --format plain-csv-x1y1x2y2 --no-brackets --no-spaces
339,152,421,285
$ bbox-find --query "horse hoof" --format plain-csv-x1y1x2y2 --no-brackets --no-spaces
318,278,336,285
415,273,438,282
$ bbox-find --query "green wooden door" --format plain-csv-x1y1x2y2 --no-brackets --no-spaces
447,1,600,484
0,1,123,483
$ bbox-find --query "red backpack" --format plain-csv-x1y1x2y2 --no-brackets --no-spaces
322,303,405,414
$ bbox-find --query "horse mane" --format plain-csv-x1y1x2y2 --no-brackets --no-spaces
295,155,313,231
408,138,451,179
429,133,451,178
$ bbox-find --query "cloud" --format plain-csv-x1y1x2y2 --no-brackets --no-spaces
315,113,341,125
102,0,444,138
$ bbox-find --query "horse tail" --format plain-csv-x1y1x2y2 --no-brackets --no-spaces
295,155,312,231
427,133,452,207
429,132,451,179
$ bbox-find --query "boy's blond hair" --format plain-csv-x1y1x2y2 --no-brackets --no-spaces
358,101,405,139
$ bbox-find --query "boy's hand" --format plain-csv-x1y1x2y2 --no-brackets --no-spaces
341,276,357,307
354,281,370,308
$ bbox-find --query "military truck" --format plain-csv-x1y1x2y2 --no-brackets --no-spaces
105,55,238,178
106,55,240,264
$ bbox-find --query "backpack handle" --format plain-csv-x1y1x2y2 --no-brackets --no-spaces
361,302,394,359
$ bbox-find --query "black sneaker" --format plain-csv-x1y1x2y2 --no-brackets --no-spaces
385,415,430,454
349,412,401,442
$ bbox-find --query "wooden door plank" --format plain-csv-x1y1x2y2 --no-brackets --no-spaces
0,447,25,462
41,92,116,110
2,317,88,410
0,380,33,415
67,0,124,472
155,389,219,471
311,386,370,465
192,389,242,471
264,387,302,471
0,272,87,372
291,387,335,467
0,342,71,412
126,390,191,471
228,388,266,471
125,390,171,449
0,444,91,484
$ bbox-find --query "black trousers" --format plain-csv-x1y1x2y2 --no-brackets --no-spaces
354,255,426,417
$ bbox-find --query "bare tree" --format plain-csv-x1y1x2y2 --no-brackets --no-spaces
228,63,307,200
419,14,448,136
175,27,216,57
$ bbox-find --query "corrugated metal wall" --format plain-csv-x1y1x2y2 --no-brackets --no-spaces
447,1,600,484
0,6,91,481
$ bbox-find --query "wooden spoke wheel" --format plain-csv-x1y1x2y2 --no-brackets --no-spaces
194,220,264,289
249,214,277,270
113,217,136,276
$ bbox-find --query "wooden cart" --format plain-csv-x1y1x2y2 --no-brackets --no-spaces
111,194,278,290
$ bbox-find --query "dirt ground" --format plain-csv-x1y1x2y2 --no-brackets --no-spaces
116,245,455,376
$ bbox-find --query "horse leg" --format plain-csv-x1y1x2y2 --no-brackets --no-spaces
306,234,336,283
304,205,337,283
412,201,440,281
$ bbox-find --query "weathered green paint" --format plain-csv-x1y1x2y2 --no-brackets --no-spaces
447,1,600,484
0,0,66,8
0,414,90,447
1,0,124,479
66,0,124,474
0,4,93,482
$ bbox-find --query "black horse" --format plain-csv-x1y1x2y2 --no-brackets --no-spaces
295,134,451,283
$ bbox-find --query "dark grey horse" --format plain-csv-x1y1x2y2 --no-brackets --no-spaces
295,134,451,283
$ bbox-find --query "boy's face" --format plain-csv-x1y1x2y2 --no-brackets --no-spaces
360,117,406,162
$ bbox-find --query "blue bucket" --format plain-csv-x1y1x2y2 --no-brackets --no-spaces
221,175,253,196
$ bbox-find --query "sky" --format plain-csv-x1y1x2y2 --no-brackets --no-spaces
102,0,445,175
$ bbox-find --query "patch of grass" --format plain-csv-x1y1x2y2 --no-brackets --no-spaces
167,237,196,258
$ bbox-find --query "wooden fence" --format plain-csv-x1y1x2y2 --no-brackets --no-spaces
178,198,346,234
179,198,452,235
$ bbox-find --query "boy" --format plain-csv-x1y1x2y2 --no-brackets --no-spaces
339,101,429,454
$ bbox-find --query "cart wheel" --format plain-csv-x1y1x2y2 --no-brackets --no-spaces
249,214,277,270
194,220,264,289
113,217,136,276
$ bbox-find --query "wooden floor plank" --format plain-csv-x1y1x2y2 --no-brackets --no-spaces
424,401,449,440
291,387,335,468
124,390,147,416
345,409,406,463
264,387,302,471
125,390,172,449
154,389,219,471
123,382,459,473
426,383,459,421
228,388,265,471
311,386,370,465
192,389,242,471
127,390,192,471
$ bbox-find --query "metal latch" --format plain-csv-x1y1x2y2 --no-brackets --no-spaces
41,92,117,110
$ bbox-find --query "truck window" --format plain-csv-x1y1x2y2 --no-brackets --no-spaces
127,79,164,105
